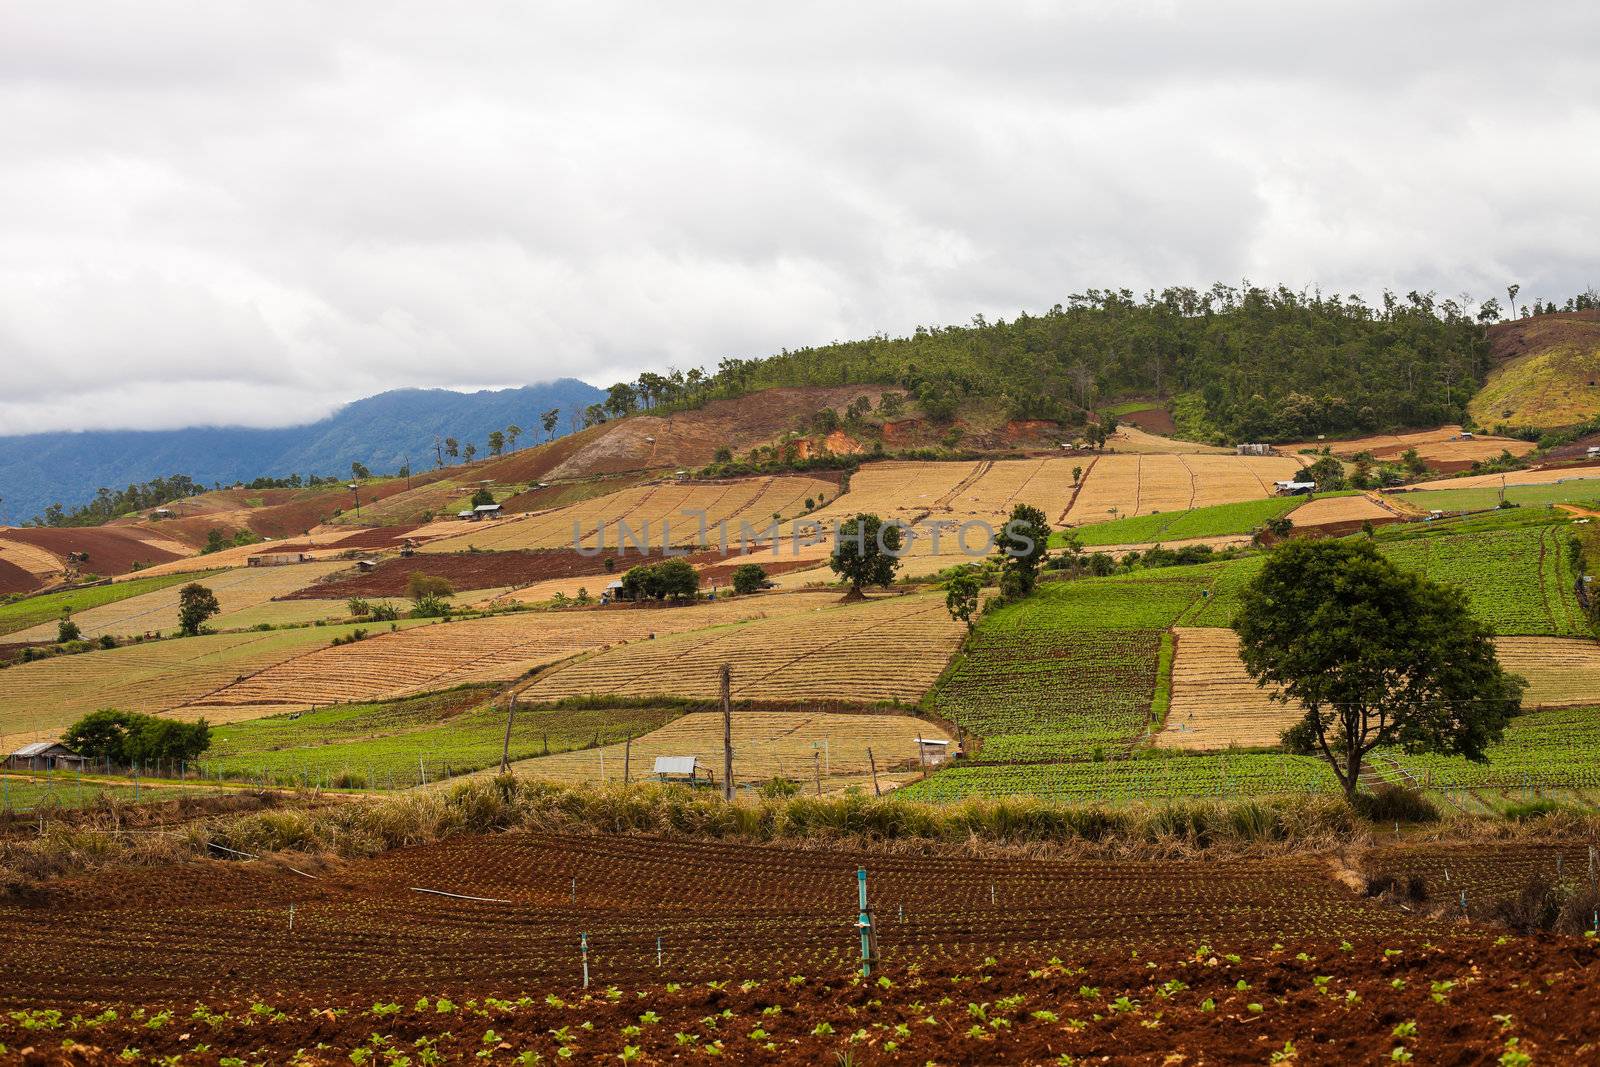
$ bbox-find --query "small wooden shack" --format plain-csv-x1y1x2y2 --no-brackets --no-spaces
652,755,702,784
5,741,88,771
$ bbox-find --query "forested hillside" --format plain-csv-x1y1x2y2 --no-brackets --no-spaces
592,285,1495,444
731,286,1492,441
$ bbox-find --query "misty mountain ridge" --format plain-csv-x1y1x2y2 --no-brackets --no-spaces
0,380,605,523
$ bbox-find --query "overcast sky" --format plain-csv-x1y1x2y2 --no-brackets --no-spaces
2,1,1597,436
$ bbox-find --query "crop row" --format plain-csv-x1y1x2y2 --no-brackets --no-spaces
897,753,1340,803
938,630,1162,761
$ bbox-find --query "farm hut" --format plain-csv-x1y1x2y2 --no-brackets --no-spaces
456,509,475,520
355,559,378,572
247,552,312,567
1272,480,1316,496
652,755,702,784
150,507,174,518
915,737,951,766
5,741,87,772
473,503,503,520
1236,443,1272,456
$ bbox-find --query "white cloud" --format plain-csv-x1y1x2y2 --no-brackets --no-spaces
1,0,1597,434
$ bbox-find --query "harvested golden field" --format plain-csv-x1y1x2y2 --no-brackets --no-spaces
1495,637,1600,708
0,537,63,584
1285,493,1399,527
1286,426,1535,464
1155,628,1299,750
1155,630,1600,751
505,710,950,791
519,592,963,704
189,593,845,712
1063,454,1300,525
806,461,983,523
8,561,349,642
0,622,410,743
421,475,835,553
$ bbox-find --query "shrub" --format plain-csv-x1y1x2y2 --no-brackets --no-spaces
1351,784,1439,824
57,618,81,643
406,572,456,601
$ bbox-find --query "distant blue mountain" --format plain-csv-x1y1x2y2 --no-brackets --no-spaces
0,380,605,523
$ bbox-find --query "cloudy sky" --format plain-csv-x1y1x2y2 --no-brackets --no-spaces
2,1,1597,436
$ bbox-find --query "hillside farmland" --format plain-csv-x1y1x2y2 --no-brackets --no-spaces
519,592,963,704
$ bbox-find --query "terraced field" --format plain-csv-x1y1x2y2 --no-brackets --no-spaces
507,710,948,791
519,592,963,704
900,751,1340,802
1069,496,1303,546
202,692,682,787
1393,477,1600,513
0,571,212,638
422,475,835,553
0,622,417,743
6,561,348,642
1062,454,1300,526
190,593,845,713
1153,631,1600,751
929,572,1210,763
1155,628,1299,750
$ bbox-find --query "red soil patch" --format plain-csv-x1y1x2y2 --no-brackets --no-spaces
5,936,1596,1064
4,834,1599,1062
1117,405,1177,433
0,558,40,595
0,527,182,577
1486,307,1600,366
282,548,659,599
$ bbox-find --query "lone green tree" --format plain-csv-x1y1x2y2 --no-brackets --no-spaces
1233,540,1525,803
177,583,220,636
57,616,82,643
944,567,982,629
541,408,561,441
995,502,1051,597
731,562,768,595
487,430,505,456
829,513,902,597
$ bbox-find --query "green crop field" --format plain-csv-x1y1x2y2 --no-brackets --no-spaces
200,694,683,787
898,751,1340,803
1376,705,1600,792
939,629,1162,762
0,572,215,638
931,572,1210,762
1396,479,1600,514
1377,523,1583,636
1063,496,1308,547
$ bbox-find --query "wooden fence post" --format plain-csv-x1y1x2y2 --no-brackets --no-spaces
867,747,881,797
721,664,734,802
499,694,517,775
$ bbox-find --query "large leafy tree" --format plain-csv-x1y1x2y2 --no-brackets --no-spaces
995,502,1051,597
1233,539,1525,802
177,583,221,636
829,513,903,596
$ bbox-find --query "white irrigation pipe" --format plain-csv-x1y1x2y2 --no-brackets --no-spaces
206,840,320,879
409,886,512,904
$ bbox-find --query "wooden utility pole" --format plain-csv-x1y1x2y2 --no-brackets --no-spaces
499,694,517,775
813,751,822,796
867,747,881,797
623,735,632,784
721,664,734,802
915,736,928,779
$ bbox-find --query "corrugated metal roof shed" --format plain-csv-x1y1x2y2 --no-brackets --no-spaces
653,756,698,777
